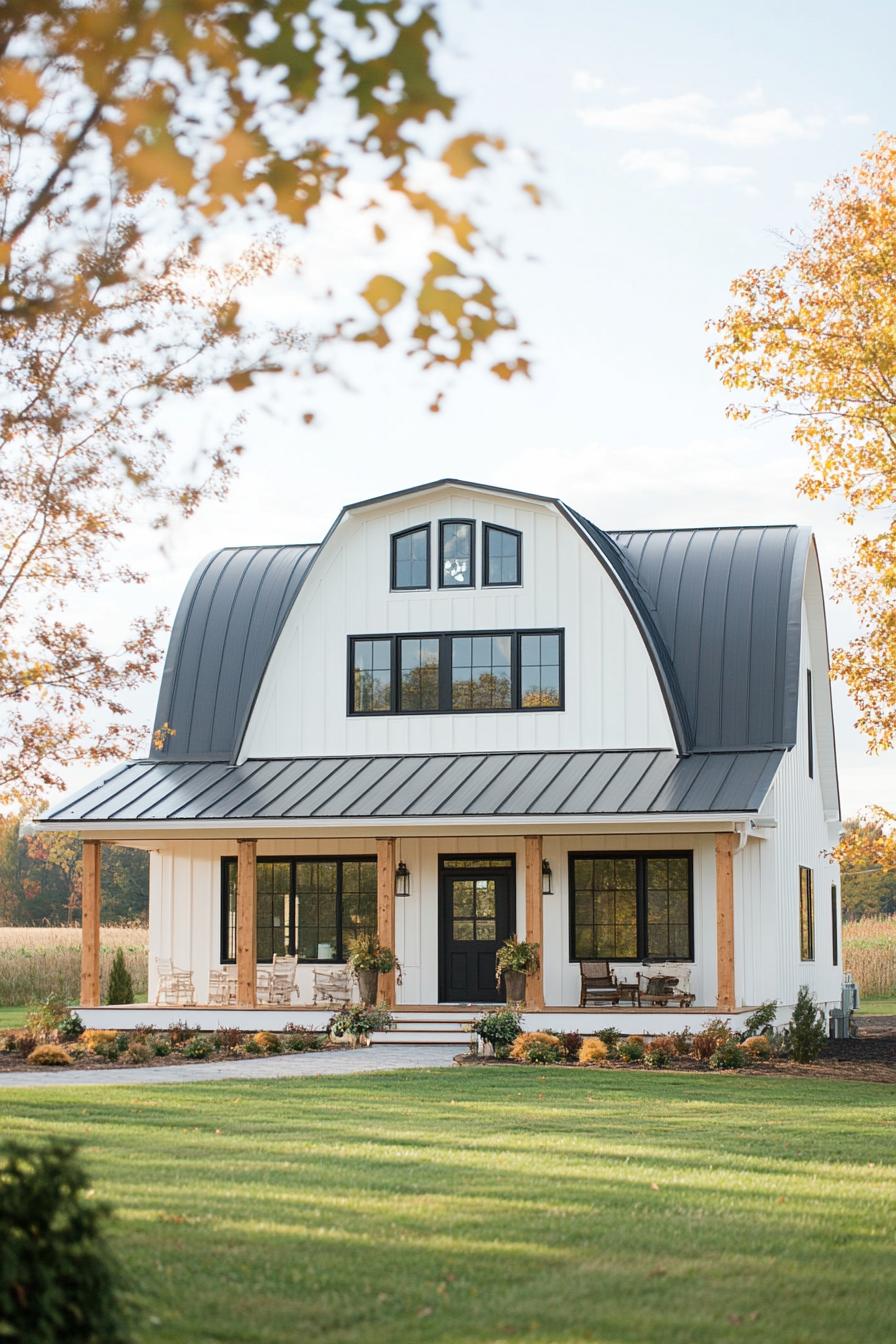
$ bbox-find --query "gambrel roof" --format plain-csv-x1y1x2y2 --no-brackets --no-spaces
148,480,810,763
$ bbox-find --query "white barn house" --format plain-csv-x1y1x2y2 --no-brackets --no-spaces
40,479,843,1041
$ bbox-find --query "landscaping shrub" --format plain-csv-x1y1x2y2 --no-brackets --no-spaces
509,1031,561,1062
787,985,828,1063
212,1027,244,1053
124,1041,154,1065
471,1007,522,1058
594,1027,622,1053
0,1138,133,1343
617,1037,645,1062
283,1031,324,1052
2,1031,36,1057
743,1001,778,1037
81,1029,121,1060
106,947,135,1004
153,1039,171,1057
742,1034,772,1061
25,993,70,1041
250,1031,282,1055
651,1034,677,1054
691,1020,732,1060
556,1031,583,1061
669,1029,692,1057
26,1044,72,1067
181,1035,214,1059
525,1038,562,1064
578,1037,609,1065
167,1020,195,1046
643,1042,672,1069
244,1037,263,1055
708,1040,747,1070
57,1011,85,1042
329,1005,394,1041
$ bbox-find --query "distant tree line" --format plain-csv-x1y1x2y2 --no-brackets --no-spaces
840,819,896,920
0,822,147,926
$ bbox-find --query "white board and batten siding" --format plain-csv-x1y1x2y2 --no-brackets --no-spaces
240,487,675,759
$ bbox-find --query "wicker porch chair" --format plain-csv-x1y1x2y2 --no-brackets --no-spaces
155,958,196,1006
579,959,620,1007
637,972,695,1008
312,966,351,1007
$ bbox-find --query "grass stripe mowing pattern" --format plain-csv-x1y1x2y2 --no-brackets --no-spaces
1,1069,893,1344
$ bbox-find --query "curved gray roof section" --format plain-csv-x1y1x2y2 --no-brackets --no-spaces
151,545,318,760
608,525,810,751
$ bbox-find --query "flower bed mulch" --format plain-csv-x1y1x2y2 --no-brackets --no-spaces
455,1052,896,1084
0,1044,350,1073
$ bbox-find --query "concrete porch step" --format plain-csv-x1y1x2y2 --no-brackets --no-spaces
372,1029,470,1045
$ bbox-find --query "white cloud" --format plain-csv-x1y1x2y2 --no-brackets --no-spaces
572,69,604,93
619,147,758,191
577,91,824,148
842,112,871,125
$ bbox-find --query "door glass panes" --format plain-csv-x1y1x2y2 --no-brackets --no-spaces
645,856,690,958
441,521,473,587
295,861,339,961
353,638,392,712
520,633,561,708
484,526,520,585
572,857,637,958
392,526,429,589
224,860,237,960
452,879,497,942
451,634,512,709
443,857,513,869
341,860,377,949
399,637,440,711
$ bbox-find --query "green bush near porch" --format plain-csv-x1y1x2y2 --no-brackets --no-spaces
0,1071,893,1344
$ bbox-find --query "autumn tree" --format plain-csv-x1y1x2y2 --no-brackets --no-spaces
0,1,533,810
707,133,896,870
838,819,896,918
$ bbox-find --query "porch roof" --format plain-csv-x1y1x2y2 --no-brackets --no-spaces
40,748,783,826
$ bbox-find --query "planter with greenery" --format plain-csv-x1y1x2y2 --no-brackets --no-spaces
346,934,402,1004
328,1004,395,1047
471,1007,522,1058
495,937,540,1004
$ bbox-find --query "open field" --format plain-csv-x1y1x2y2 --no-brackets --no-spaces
844,914,896,997
0,925,148,1006
1,1069,893,1344
857,996,896,1016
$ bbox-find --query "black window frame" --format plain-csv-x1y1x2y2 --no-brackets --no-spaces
347,628,564,716
390,523,431,591
799,865,815,962
483,523,522,587
568,851,695,963
831,883,839,965
220,854,377,965
438,518,476,590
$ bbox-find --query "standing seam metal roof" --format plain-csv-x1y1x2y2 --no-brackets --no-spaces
42,749,784,824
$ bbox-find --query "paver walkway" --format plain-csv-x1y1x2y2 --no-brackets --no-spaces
0,1044,459,1089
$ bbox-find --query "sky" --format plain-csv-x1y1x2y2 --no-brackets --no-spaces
74,0,896,819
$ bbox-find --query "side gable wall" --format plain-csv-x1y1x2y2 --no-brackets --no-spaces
240,487,676,758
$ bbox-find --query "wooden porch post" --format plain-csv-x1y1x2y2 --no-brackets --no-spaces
715,833,737,1012
80,840,101,1008
376,838,396,1006
524,835,544,1010
236,838,257,1009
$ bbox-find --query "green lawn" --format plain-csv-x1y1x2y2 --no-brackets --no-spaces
1,1070,893,1344
857,995,896,1015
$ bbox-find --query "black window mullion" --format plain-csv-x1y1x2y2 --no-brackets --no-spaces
336,862,344,962
288,860,297,957
636,857,646,960
511,633,520,710
439,633,452,710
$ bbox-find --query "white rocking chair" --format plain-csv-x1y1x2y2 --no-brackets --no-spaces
261,954,297,1006
312,966,351,1007
155,958,196,1006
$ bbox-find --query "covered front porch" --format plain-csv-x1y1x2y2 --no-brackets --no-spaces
75,821,761,1034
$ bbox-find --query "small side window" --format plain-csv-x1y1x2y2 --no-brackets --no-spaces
391,525,430,590
807,668,814,778
799,866,815,961
439,520,474,588
483,524,521,586
831,884,839,965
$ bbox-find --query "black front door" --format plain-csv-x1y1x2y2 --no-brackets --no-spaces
439,859,515,1003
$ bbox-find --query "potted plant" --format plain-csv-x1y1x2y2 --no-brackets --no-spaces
495,937,540,1004
329,1003,395,1048
346,933,402,1004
